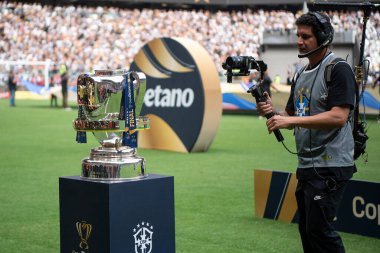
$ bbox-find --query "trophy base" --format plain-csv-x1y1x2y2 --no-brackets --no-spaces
81,146,146,180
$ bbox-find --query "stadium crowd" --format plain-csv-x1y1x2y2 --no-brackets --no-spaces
0,1,379,84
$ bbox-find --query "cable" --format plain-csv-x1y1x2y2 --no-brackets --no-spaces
281,141,298,155
307,58,326,181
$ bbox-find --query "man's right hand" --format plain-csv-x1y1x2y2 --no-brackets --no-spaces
256,91,274,116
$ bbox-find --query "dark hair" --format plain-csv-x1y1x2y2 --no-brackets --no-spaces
295,12,334,46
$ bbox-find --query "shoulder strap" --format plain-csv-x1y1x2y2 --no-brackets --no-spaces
292,65,307,85
324,57,355,125
324,57,345,86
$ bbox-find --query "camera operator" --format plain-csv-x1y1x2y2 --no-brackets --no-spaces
256,12,356,253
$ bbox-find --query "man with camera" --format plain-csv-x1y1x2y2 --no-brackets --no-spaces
256,12,356,253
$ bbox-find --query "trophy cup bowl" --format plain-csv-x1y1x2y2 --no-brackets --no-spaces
74,70,149,180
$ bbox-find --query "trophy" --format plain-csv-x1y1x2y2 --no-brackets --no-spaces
73,70,149,180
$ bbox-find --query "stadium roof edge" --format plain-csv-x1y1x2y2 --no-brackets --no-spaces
8,0,310,13
41,0,307,5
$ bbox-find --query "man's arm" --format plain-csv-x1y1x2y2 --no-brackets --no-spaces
266,105,350,134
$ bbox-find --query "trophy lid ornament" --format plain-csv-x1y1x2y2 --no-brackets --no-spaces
74,70,149,180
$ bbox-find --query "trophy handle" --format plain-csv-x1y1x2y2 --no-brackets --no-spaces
130,72,146,116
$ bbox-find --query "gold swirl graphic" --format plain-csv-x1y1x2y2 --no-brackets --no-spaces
254,170,273,218
278,173,298,223
138,114,187,153
172,38,222,152
148,39,193,73
134,49,170,79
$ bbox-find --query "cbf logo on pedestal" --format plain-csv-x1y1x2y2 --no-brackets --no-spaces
133,222,154,253
130,37,222,153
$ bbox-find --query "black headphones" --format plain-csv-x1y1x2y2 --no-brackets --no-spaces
308,11,334,46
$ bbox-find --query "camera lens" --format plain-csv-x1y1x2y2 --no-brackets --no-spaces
226,56,245,69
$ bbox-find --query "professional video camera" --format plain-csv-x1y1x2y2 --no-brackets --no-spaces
222,56,284,142
222,56,267,83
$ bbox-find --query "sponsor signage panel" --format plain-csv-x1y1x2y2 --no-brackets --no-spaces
254,169,380,238
130,37,222,153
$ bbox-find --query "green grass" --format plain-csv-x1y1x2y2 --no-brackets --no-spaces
0,99,379,253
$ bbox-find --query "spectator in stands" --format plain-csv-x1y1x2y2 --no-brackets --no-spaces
7,70,16,107
256,12,356,253
0,2,379,85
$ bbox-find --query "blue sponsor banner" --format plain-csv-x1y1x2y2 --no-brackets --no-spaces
254,169,380,239
222,93,256,110
335,180,380,238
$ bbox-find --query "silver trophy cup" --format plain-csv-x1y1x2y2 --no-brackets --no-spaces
74,70,149,180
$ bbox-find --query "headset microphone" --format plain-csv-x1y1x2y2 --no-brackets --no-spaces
298,37,331,58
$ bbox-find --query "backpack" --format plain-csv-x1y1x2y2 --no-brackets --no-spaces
293,57,368,161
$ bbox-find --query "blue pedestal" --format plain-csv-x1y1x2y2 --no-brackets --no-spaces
59,174,175,253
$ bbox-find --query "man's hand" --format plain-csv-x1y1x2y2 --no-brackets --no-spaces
256,92,273,116
266,115,292,133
